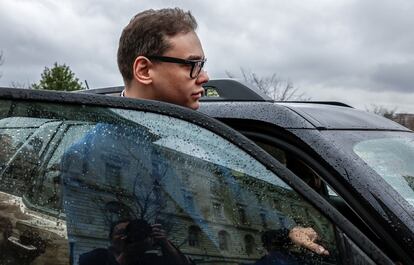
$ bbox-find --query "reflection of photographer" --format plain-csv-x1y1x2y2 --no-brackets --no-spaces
79,219,192,265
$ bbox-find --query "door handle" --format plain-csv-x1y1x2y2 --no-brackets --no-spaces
7,236,37,252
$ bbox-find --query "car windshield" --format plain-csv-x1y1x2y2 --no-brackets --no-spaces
323,130,414,207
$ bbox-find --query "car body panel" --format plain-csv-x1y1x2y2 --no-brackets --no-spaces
280,103,409,131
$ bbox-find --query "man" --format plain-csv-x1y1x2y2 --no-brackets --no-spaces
116,8,329,257
117,8,208,110
79,219,191,265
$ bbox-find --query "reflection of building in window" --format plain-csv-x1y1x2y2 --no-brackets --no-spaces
153,181,162,202
260,212,267,228
188,225,201,247
61,131,337,264
185,194,195,211
105,163,121,186
237,205,247,224
218,230,230,251
213,202,223,218
105,201,132,224
182,174,190,186
244,234,255,255
209,180,221,195
272,199,281,210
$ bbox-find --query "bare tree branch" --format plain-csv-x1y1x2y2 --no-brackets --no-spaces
366,104,397,119
224,70,235,78
10,81,32,89
227,68,310,101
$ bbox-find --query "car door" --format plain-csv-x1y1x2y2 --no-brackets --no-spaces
0,88,397,265
213,118,413,263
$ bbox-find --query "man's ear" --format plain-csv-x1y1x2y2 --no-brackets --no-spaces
133,56,153,85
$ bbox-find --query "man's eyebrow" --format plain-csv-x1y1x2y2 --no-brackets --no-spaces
186,55,204,60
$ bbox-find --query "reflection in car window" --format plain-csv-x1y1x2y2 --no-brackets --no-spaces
0,117,69,265
29,123,95,212
354,137,414,207
60,109,340,265
0,118,60,197
0,100,380,265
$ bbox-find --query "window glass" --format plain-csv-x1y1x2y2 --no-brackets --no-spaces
354,137,414,206
322,130,414,209
0,100,381,265
60,109,338,265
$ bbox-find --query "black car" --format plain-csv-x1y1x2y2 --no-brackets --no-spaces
0,85,411,265
82,79,414,263
84,79,414,263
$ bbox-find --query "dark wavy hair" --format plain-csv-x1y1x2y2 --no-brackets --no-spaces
117,8,198,85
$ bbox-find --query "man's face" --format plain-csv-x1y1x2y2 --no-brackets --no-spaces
111,221,129,252
150,31,209,110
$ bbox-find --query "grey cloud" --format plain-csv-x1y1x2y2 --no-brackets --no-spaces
370,61,414,93
1,0,414,112
346,0,414,53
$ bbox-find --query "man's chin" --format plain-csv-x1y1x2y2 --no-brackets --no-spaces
189,102,200,110
188,100,200,110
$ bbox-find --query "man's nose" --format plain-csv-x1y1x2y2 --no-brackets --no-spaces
196,70,209,84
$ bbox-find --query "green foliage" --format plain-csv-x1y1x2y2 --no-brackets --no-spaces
32,62,85,91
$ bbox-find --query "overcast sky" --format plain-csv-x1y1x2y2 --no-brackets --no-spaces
1,0,414,112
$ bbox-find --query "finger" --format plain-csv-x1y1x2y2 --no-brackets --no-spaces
152,228,166,234
304,242,330,256
151,229,167,237
152,231,166,236
151,224,162,228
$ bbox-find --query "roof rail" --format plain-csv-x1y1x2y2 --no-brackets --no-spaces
281,101,353,108
79,86,123,95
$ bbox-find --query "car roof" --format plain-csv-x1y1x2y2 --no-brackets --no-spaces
201,79,409,131
279,102,409,130
200,101,410,131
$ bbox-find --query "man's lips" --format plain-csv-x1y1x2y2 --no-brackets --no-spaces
191,90,204,99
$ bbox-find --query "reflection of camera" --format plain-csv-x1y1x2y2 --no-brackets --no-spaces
262,229,290,248
125,219,152,244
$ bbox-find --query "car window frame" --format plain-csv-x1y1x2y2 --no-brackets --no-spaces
237,128,401,259
0,88,397,265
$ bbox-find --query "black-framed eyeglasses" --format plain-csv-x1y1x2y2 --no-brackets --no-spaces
147,55,207,79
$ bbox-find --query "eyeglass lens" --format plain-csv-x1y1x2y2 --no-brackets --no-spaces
191,60,205,79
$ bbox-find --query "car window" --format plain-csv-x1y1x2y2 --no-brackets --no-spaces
254,141,329,195
60,109,339,265
0,99,386,265
321,130,414,210
354,137,414,207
